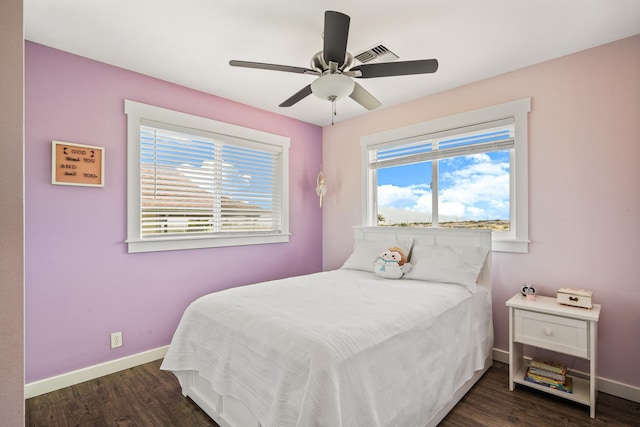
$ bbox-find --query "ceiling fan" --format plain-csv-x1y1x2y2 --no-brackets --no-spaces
229,11,438,121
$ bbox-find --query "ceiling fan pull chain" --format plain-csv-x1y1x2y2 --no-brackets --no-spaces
331,98,337,125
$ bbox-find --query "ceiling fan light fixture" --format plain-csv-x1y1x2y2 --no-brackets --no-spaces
311,74,355,101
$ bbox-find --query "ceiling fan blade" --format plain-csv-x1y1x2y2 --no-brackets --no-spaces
279,85,313,107
349,82,382,110
230,60,318,75
323,11,350,67
351,59,439,78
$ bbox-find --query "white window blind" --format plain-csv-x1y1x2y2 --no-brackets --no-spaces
369,118,514,169
140,122,283,237
125,100,290,253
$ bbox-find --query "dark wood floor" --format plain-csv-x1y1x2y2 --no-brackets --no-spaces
26,360,639,426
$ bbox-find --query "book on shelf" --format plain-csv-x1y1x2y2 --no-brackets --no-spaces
530,357,567,375
525,368,573,393
528,367,566,382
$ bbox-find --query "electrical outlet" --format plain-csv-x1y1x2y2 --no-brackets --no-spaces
110,331,123,349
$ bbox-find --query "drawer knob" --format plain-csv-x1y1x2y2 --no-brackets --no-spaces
544,327,553,336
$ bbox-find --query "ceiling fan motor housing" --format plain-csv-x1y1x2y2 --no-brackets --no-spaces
310,51,354,73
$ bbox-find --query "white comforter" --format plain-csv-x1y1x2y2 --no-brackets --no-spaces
161,269,493,427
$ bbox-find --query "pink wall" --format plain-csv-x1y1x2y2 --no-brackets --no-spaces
24,42,323,383
0,0,25,423
322,35,640,388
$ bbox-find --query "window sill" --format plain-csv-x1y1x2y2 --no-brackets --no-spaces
126,233,290,253
492,238,529,254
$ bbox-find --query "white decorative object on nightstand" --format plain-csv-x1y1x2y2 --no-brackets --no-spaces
506,294,601,418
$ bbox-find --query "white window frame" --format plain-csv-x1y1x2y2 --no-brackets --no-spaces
125,100,290,253
361,98,531,253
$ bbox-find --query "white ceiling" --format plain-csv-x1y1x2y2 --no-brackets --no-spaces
24,0,640,127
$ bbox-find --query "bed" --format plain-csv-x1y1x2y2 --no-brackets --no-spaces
161,226,494,427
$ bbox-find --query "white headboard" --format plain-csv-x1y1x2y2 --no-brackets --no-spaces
354,226,492,291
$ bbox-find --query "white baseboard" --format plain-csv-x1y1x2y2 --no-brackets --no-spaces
492,348,510,364
25,346,640,404
598,377,640,404
492,348,640,403
24,346,169,399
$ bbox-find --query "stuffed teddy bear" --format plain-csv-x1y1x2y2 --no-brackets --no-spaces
374,246,412,279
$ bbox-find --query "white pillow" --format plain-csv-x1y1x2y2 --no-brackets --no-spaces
404,244,489,292
341,239,413,272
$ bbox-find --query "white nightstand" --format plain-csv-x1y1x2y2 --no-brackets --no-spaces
506,293,601,418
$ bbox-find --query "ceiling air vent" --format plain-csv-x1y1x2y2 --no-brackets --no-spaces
354,44,399,64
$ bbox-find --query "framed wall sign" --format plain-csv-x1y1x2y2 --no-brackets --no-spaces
52,141,105,187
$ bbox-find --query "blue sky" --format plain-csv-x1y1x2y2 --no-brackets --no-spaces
377,151,510,224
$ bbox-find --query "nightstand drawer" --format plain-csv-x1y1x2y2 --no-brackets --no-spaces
514,309,589,358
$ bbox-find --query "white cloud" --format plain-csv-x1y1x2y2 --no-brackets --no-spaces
377,184,425,208
413,192,432,212
439,201,466,217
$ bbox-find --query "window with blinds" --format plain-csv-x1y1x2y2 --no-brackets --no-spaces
125,100,290,253
368,119,514,230
140,123,283,237
361,98,531,253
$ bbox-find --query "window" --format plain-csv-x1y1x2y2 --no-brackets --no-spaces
361,98,531,253
125,100,290,253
